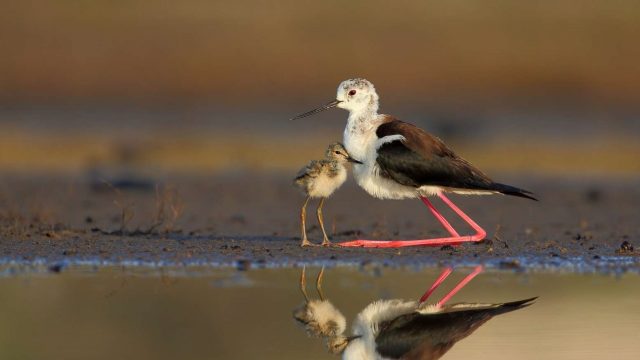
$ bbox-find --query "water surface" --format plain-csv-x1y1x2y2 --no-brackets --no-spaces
0,266,638,359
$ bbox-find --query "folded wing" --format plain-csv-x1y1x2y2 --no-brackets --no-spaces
375,297,537,359
375,120,536,200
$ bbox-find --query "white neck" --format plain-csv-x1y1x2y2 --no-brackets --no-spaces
344,105,381,157
347,112,377,132
347,96,382,133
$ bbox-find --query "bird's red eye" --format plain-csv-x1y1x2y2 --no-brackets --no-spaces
348,90,356,96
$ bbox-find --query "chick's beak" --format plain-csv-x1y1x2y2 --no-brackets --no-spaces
347,156,362,164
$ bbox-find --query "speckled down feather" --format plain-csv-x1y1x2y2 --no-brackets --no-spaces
294,159,346,198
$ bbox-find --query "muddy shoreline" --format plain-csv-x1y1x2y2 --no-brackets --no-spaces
0,172,638,274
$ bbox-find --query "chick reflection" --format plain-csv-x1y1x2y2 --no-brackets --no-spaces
293,266,536,360
293,266,347,338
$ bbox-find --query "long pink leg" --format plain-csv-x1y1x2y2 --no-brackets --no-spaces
436,265,484,307
421,197,460,237
419,267,453,304
438,193,485,238
338,193,486,248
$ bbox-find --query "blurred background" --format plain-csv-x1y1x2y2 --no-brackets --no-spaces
1,4,639,359
1,0,639,176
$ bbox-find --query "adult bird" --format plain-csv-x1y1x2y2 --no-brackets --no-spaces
339,296,537,359
291,78,536,247
291,266,537,359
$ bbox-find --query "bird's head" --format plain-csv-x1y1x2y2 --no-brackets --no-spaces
293,299,347,338
289,78,379,120
325,142,362,164
336,78,379,114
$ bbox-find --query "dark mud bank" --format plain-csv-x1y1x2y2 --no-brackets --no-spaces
0,172,638,274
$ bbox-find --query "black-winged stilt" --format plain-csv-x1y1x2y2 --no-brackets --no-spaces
341,295,537,359
291,78,536,248
292,266,537,359
294,142,362,247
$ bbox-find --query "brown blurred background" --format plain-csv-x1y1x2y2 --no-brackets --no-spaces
1,0,639,175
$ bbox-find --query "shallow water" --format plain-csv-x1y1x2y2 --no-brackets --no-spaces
0,266,638,360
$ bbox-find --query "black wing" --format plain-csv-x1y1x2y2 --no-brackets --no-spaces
376,120,536,200
375,298,537,359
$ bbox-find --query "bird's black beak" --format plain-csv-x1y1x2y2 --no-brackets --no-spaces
347,156,362,164
346,335,362,342
290,100,342,120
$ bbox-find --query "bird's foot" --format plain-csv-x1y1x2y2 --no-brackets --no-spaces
320,239,333,247
300,239,319,247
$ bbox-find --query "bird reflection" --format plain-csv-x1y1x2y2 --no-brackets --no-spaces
293,266,347,338
293,266,536,360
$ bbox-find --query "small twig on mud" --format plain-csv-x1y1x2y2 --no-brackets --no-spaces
147,184,184,233
494,224,509,248
147,184,166,233
103,180,135,234
166,187,185,232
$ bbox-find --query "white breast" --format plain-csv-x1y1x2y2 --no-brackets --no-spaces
344,119,420,200
342,119,375,163
343,299,418,360
353,164,419,200
307,166,347,198
342,340,379,360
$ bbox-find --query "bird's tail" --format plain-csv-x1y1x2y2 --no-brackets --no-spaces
491,297,538,316
491,183,538,201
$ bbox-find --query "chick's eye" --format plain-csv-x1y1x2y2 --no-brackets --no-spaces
334,151,340,154
348,90,356,96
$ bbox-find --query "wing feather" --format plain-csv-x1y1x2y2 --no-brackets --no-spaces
375,119,537,200
375,298,536,359
375,120,493,190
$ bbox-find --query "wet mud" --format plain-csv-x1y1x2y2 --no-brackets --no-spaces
0,172,638,273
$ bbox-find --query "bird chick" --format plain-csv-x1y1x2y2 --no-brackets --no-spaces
293,299,346,338
294,142,361,247
293,267,347,338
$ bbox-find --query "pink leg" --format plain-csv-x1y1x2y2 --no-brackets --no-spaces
437,193,485,238
338,193,486,248
419,267,453,304
421,197,460,237
436,265,483,307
